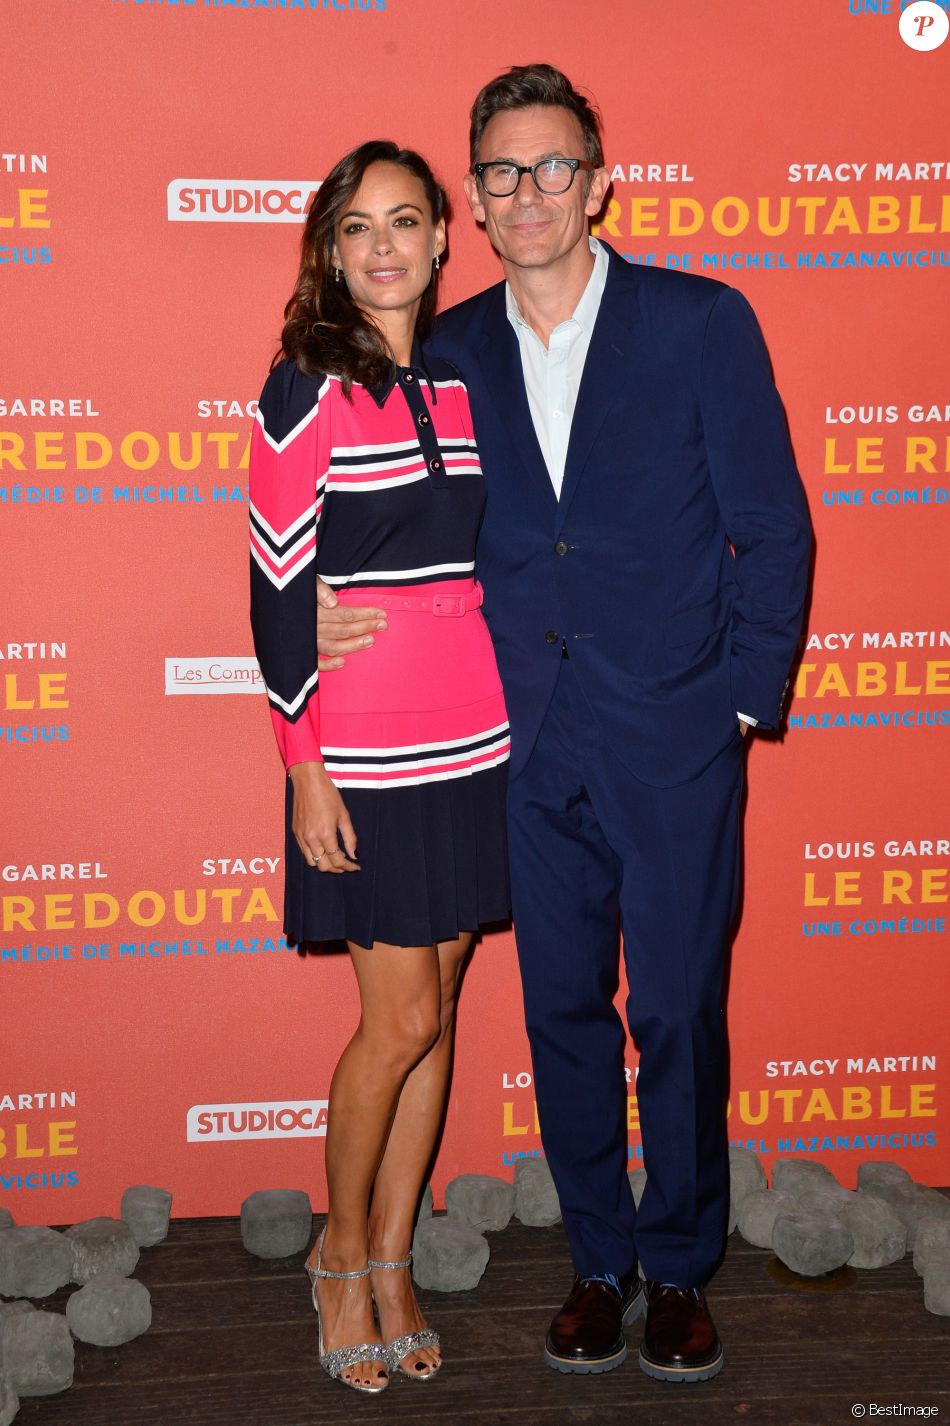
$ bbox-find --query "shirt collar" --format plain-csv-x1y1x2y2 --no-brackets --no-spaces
505,237,609,340
366,339,437,409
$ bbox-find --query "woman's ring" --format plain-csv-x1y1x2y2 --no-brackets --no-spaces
311,848,324,864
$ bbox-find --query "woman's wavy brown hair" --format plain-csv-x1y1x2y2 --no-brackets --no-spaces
278,140,447,395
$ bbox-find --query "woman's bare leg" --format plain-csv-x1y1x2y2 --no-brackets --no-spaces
368,933,474,1374
309,939,442,1389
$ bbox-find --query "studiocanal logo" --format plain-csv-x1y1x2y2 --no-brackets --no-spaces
167,179,320,223
186,1101,328,1142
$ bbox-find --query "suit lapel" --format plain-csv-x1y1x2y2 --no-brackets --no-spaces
556,250,642,531
475,287,557,512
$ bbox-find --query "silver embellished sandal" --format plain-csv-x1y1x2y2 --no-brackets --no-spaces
368,1251,441,1380
306,1232,389,1394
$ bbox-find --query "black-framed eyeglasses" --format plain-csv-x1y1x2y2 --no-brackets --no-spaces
473,158,596,197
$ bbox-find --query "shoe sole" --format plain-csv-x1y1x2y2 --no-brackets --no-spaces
637,1344,724,1383
543,1286,646,1375
544,1341,628,1374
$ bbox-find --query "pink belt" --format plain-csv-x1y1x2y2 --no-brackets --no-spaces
337,583,484,618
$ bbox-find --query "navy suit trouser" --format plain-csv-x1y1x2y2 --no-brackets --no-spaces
507,658,743,1288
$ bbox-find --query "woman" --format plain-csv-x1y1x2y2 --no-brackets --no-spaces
248,142,509,1394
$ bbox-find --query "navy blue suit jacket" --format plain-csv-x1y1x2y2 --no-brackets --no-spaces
427,243,812,787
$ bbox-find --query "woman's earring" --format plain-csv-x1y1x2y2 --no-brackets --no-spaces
434,253,440,270
334,267,343,284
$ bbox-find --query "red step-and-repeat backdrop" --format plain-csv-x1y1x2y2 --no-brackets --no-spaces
2,0,948,1223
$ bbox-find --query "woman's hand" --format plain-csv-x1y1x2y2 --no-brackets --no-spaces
288,761,360,873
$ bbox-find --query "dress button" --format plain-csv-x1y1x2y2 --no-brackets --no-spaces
554,540,569,556
402,371,415,383
429,458,442,472
418,413,430,426
545,630,559,645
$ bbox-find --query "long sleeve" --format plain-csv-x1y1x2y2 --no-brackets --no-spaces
701,287,812,729
249,360,331,768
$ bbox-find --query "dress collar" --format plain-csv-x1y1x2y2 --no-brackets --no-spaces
366,339,438,408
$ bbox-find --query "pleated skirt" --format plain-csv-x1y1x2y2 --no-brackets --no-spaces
283,581,510,949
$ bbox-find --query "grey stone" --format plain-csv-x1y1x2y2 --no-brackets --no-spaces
64,1217,139,1284
2,1310,73,1396
856,1160,913,1192
737,1189,798,1249
863,1183,948,1250
729,1146,768,1210
841,1191,906,1269
0,1373,18,1426
771,1210,854,1277
66,1274,152,1346
444,1174,514,1233
513,1157,561,1227
797,1190,850,1217
121,1185,172,1248
914,1216,950,1276
411,1218,489,1292
0,1302,34,1328
918,1188,950,1222
0,1303,35,1375
771,1158,848,1201
923,1253,950,1316
240,1190,312,1259
0,1211,13,1231
416,1184,433,1223
921,1246,950,1275
0,1227,73,1299
627,1168,647,1209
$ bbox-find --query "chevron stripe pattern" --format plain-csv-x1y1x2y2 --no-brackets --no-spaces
248,355,505,778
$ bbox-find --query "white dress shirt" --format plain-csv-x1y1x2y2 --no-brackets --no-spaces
505,238,608,501
505,238,757,728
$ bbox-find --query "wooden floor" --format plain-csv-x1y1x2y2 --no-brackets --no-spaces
15,1211,950,1426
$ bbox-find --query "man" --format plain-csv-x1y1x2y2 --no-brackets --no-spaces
315,65,811,1382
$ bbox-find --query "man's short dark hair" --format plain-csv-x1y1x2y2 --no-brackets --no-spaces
469,64,604,170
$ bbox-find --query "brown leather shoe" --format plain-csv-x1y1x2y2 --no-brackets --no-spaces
638,1281,724,1382
544,1273,645,1374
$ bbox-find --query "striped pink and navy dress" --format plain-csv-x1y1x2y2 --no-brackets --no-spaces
249,352,510,948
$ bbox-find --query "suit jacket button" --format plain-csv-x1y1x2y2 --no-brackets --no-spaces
545,630,559,644
554,540,569,556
